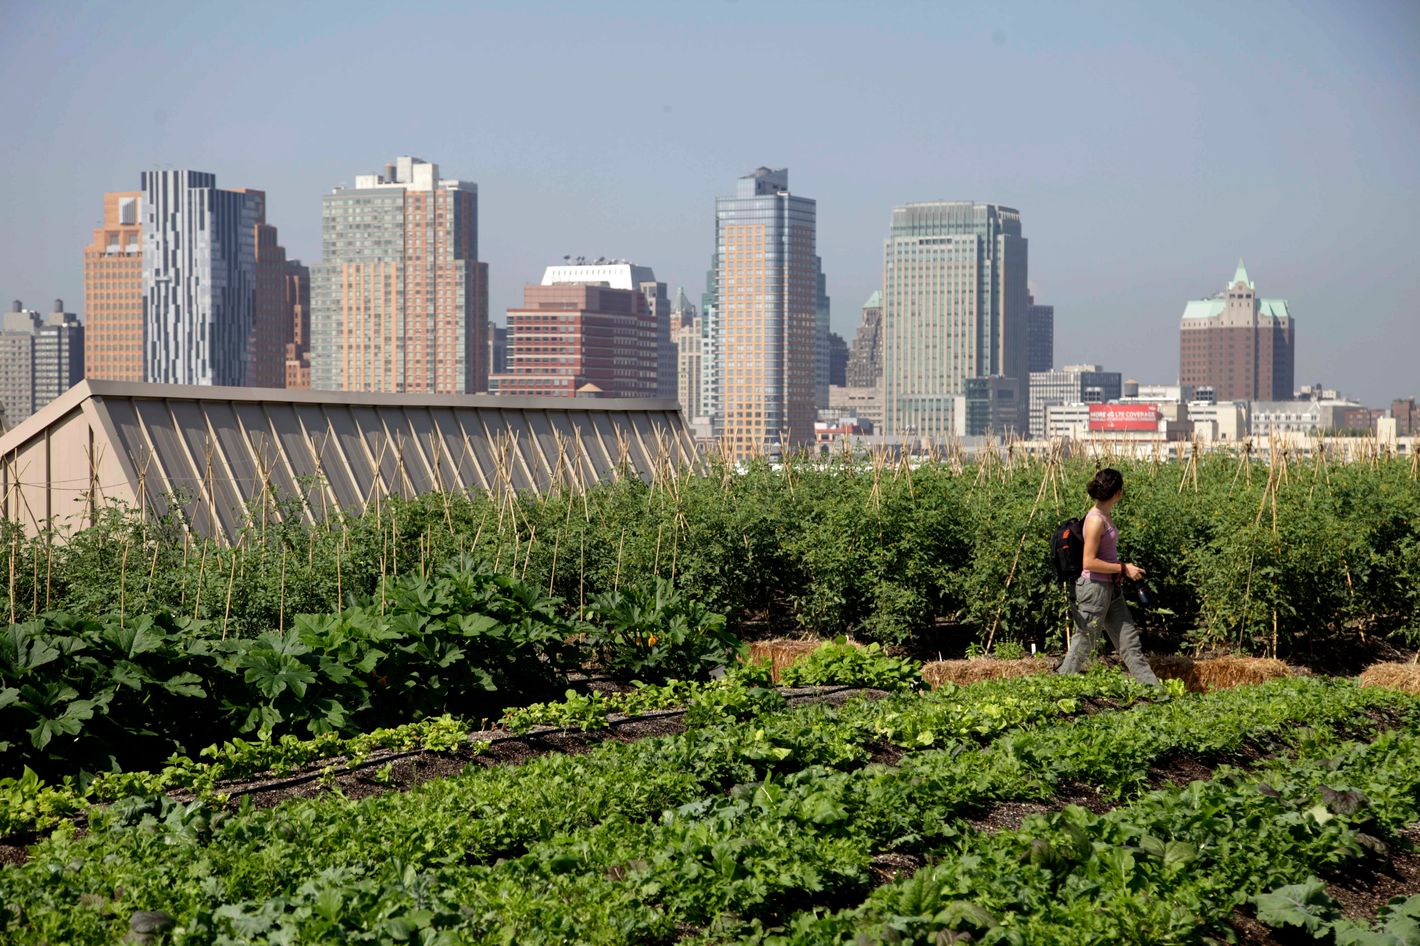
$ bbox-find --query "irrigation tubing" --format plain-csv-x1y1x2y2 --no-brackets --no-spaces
197,684,871,803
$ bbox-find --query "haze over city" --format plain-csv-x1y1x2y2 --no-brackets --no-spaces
1,0,1416,405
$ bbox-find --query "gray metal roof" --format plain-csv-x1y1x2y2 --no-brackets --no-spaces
0,381,696,543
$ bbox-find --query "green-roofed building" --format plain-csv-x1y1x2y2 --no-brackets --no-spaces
1179,260,1295,402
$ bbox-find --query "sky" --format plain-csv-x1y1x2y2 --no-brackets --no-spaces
1,0,1416,405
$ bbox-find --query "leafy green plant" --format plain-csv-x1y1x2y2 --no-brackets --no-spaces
779,640,924,692
584,576,739,683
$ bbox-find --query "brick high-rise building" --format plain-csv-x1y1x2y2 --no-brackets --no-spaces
709,167,818,458
311,156,488,393
491,264,659,398
1179,261,1294,402
83,192,144,381
881,202,1029,441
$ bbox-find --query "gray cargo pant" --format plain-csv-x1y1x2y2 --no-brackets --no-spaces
1057,576,1160,685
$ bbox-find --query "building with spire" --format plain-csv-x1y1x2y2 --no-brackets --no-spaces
1179,260,1294,402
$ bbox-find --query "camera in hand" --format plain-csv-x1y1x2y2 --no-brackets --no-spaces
1124,580,1153,607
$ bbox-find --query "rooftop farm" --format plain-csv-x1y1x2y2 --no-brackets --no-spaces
2,451,1418,944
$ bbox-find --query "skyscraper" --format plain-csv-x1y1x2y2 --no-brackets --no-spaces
492,263,659,398
83,192,144,382
845,290,883,387
141,170,265,386
1025,293,1054,373
311,156,488,394
881,202,1029,441
814,258,831,408
828,332,848,387
712,167,818,458
1179,261,1295,402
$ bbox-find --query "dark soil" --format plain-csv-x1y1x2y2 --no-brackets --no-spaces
1324,824,1420,920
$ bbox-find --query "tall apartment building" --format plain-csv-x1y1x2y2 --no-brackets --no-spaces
1028,364,1123,439
881,202,1029,441
492,264,659,398
671,288,703,419
85,177,302,387
845,290,883,387
699,257,722,426
0,300,84,428
311,156,488,394
1179,261,1294,402
710,167,818,458
1025,292,1054,373
283,262,311,389
83,192,144,381
141,170,265,386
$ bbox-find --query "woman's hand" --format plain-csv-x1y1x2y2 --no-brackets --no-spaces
1124,563,1146,581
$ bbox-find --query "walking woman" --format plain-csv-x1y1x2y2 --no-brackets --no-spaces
1056,467,1160,684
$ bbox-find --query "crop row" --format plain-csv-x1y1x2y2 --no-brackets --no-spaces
0,670,1165,942
5,676,1411,943
0,559,736,781
368,677,1414,944
0,640,936,839
768,722,1420,944
4,454,1417,656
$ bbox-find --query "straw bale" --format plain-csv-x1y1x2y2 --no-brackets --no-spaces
1358,661,1420,695
746,638,834,682
920,658,1053,689
1146,655,1292,692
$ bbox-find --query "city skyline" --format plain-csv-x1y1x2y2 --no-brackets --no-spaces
1,1,1416,405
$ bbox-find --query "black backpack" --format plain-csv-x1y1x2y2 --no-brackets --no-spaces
1050,516,1086,584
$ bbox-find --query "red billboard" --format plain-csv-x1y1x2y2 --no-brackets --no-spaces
1089,403,1159,432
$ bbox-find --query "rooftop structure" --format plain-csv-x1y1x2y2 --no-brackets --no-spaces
0,381,695,543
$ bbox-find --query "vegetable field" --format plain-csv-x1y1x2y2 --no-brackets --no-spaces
2,452,1418,943
2,664,1419,944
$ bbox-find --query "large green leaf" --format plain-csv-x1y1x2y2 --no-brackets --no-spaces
1254,877,1338,936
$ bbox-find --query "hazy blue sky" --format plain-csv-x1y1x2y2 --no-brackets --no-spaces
2,0,1416,404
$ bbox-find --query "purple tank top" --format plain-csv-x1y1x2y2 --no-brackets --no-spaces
1080,508,1118,582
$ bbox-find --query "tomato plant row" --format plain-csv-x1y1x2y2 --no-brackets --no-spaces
3,454,1416,656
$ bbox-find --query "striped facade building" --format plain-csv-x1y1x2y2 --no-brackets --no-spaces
310,156,488,394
